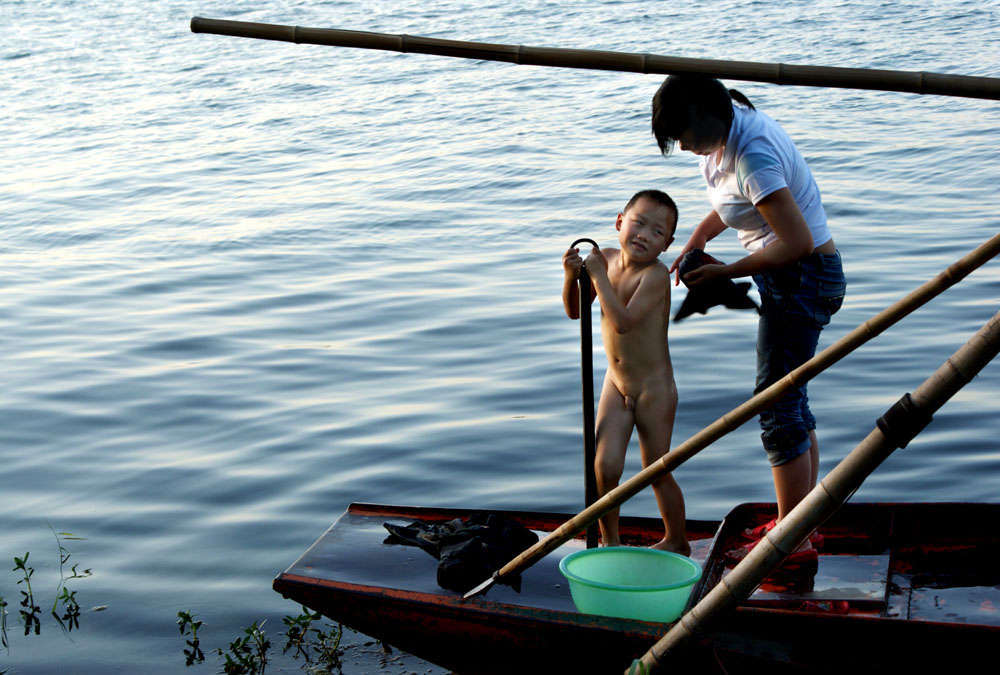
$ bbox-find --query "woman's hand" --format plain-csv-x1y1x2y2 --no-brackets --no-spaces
679,262,728,287
668,238,704,286
669,210,726,285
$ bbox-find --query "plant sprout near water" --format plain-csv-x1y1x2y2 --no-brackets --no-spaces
3,530,353,674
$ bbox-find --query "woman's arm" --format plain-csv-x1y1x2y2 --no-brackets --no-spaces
683,188,813,285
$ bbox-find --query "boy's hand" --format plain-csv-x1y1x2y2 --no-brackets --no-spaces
563,247,583,279
584,249,607,277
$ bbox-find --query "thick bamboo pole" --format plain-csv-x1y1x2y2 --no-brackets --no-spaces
634,307,1000,673
190,17,1000,101
463,230,1000,598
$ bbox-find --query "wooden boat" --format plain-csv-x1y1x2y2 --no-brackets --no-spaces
273,501,1000,672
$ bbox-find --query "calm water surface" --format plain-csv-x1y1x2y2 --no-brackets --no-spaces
2,0,999,672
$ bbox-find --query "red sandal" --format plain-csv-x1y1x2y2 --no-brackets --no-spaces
742,518,824,549
726,537,819,566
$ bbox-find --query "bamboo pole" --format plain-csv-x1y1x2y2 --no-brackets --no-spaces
190,17,1000,101
634,307,1000,673
463,230,1000,598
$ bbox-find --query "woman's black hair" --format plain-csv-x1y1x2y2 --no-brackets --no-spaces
651,75,755,156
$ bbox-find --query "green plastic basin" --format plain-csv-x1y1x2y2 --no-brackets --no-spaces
558,546,702,623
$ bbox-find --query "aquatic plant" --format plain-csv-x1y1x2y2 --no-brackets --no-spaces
217,620,270,675
302,623,343,675
13,553,40,637
48,527,89,634
281,607,343,673
0,528,91,659
177,610,205,666
174,607,344,674
281,607,318,661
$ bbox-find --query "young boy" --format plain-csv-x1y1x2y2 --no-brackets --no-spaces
561,190,688,555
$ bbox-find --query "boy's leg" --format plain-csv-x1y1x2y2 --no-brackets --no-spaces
635,389,689,555
594,374,633,546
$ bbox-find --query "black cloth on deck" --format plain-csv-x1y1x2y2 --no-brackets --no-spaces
384,513,539,594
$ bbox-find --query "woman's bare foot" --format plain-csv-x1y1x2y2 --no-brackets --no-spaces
650,537,691,557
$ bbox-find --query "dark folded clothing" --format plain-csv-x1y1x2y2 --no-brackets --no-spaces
384,513,539,594
674,248,760,321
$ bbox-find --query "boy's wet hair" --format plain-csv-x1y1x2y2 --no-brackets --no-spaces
624,189,678,233
651,75,755,156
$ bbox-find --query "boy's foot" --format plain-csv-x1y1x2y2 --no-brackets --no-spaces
741,518,824,549
650,538,691,557
601,538,622,548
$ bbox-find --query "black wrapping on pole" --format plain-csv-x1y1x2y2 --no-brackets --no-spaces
572,238,600,549
876,392,933,449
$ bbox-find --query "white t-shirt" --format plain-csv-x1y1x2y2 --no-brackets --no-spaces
700,105,831,253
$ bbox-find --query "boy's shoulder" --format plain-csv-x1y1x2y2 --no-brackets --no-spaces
637,258,670,284
604,248,670,283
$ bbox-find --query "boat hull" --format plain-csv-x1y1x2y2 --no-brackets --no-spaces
274,502,1000,672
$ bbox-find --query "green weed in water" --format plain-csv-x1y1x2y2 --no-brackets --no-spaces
281,607,343,674
177,609,206,666
176,608,344,674
13,553,40,637
217,620,271,675
2,529,91,659
46,527,90,635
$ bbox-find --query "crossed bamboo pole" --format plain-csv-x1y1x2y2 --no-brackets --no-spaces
190,17,1000,101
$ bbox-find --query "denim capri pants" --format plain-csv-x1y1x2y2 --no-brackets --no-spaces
752,251,846,466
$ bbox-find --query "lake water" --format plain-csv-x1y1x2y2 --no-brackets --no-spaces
2,0,999,672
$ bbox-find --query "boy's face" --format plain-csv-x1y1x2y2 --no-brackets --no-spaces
616,197,675,262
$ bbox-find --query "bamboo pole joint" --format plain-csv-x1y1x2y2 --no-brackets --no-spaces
875,393,932,449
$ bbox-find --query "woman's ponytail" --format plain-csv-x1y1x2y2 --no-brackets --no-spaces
729,89,756,110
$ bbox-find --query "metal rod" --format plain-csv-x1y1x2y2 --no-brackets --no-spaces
573,238,600,549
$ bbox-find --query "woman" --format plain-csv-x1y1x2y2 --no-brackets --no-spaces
652,75,846,562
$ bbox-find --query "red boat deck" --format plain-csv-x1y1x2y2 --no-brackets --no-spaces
276,503,719,615
700,502,1000,625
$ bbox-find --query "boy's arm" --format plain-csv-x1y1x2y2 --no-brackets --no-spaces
562,247,584,319
562,275,580,319
586,252,668,334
